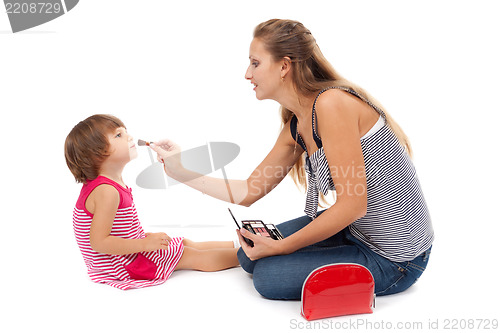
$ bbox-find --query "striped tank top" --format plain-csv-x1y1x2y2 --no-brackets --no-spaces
72,176,184,290
290,86,434,262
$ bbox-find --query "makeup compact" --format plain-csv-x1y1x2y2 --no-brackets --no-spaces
228,208,284,247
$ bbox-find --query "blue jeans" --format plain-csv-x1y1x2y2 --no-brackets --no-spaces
237,210,432,300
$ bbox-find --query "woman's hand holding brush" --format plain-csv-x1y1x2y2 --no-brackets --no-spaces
147,139,184,178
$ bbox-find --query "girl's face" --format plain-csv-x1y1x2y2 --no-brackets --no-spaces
107,127,137,164
245,38,283,101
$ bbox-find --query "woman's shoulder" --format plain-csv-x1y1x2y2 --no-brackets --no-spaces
315,88,359,109
314,88,360,122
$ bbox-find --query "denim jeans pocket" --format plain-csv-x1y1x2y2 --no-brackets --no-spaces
406,249,431,280
376,261,409,296
378,249,431,296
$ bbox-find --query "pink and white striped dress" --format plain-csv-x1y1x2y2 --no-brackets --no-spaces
72,176,184,290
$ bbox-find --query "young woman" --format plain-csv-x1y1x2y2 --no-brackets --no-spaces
150,19,434,299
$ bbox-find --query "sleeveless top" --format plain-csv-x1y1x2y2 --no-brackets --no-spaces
72,176,184,290
290,87,434,262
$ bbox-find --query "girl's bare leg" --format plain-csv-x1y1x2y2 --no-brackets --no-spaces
183,238,235,250
175,246,239,272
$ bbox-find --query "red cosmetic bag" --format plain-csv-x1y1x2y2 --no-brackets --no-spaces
301,263,375,320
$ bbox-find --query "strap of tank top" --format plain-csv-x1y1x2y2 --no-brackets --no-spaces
84,176,126,206
290,115,308,152
312,86,387,148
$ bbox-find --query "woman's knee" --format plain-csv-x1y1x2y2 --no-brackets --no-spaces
252,259,303,300
253,272,278,299
253,274,302,300
237,248,256,273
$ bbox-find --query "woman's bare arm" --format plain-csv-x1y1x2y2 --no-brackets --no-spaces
151,119,303,206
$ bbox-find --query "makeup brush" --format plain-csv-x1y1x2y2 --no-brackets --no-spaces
138,139,152,147
138,139,155,165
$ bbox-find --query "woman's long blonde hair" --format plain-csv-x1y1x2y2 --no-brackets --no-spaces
253,19,412,203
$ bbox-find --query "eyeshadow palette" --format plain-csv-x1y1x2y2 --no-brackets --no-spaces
228,208,284,247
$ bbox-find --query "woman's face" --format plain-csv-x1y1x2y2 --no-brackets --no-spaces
245,38,283,101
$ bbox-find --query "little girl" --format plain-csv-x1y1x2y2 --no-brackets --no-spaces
65,114,239,290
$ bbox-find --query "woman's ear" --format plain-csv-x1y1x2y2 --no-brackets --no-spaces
281,56,292,78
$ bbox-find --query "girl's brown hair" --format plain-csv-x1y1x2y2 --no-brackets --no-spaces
64,114,125,183
253,19,412,203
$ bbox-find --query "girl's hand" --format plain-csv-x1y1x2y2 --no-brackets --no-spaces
149,139,183,177
143,232,171,252
236,228,284,261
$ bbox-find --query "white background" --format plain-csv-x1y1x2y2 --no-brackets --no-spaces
1,0,499,332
